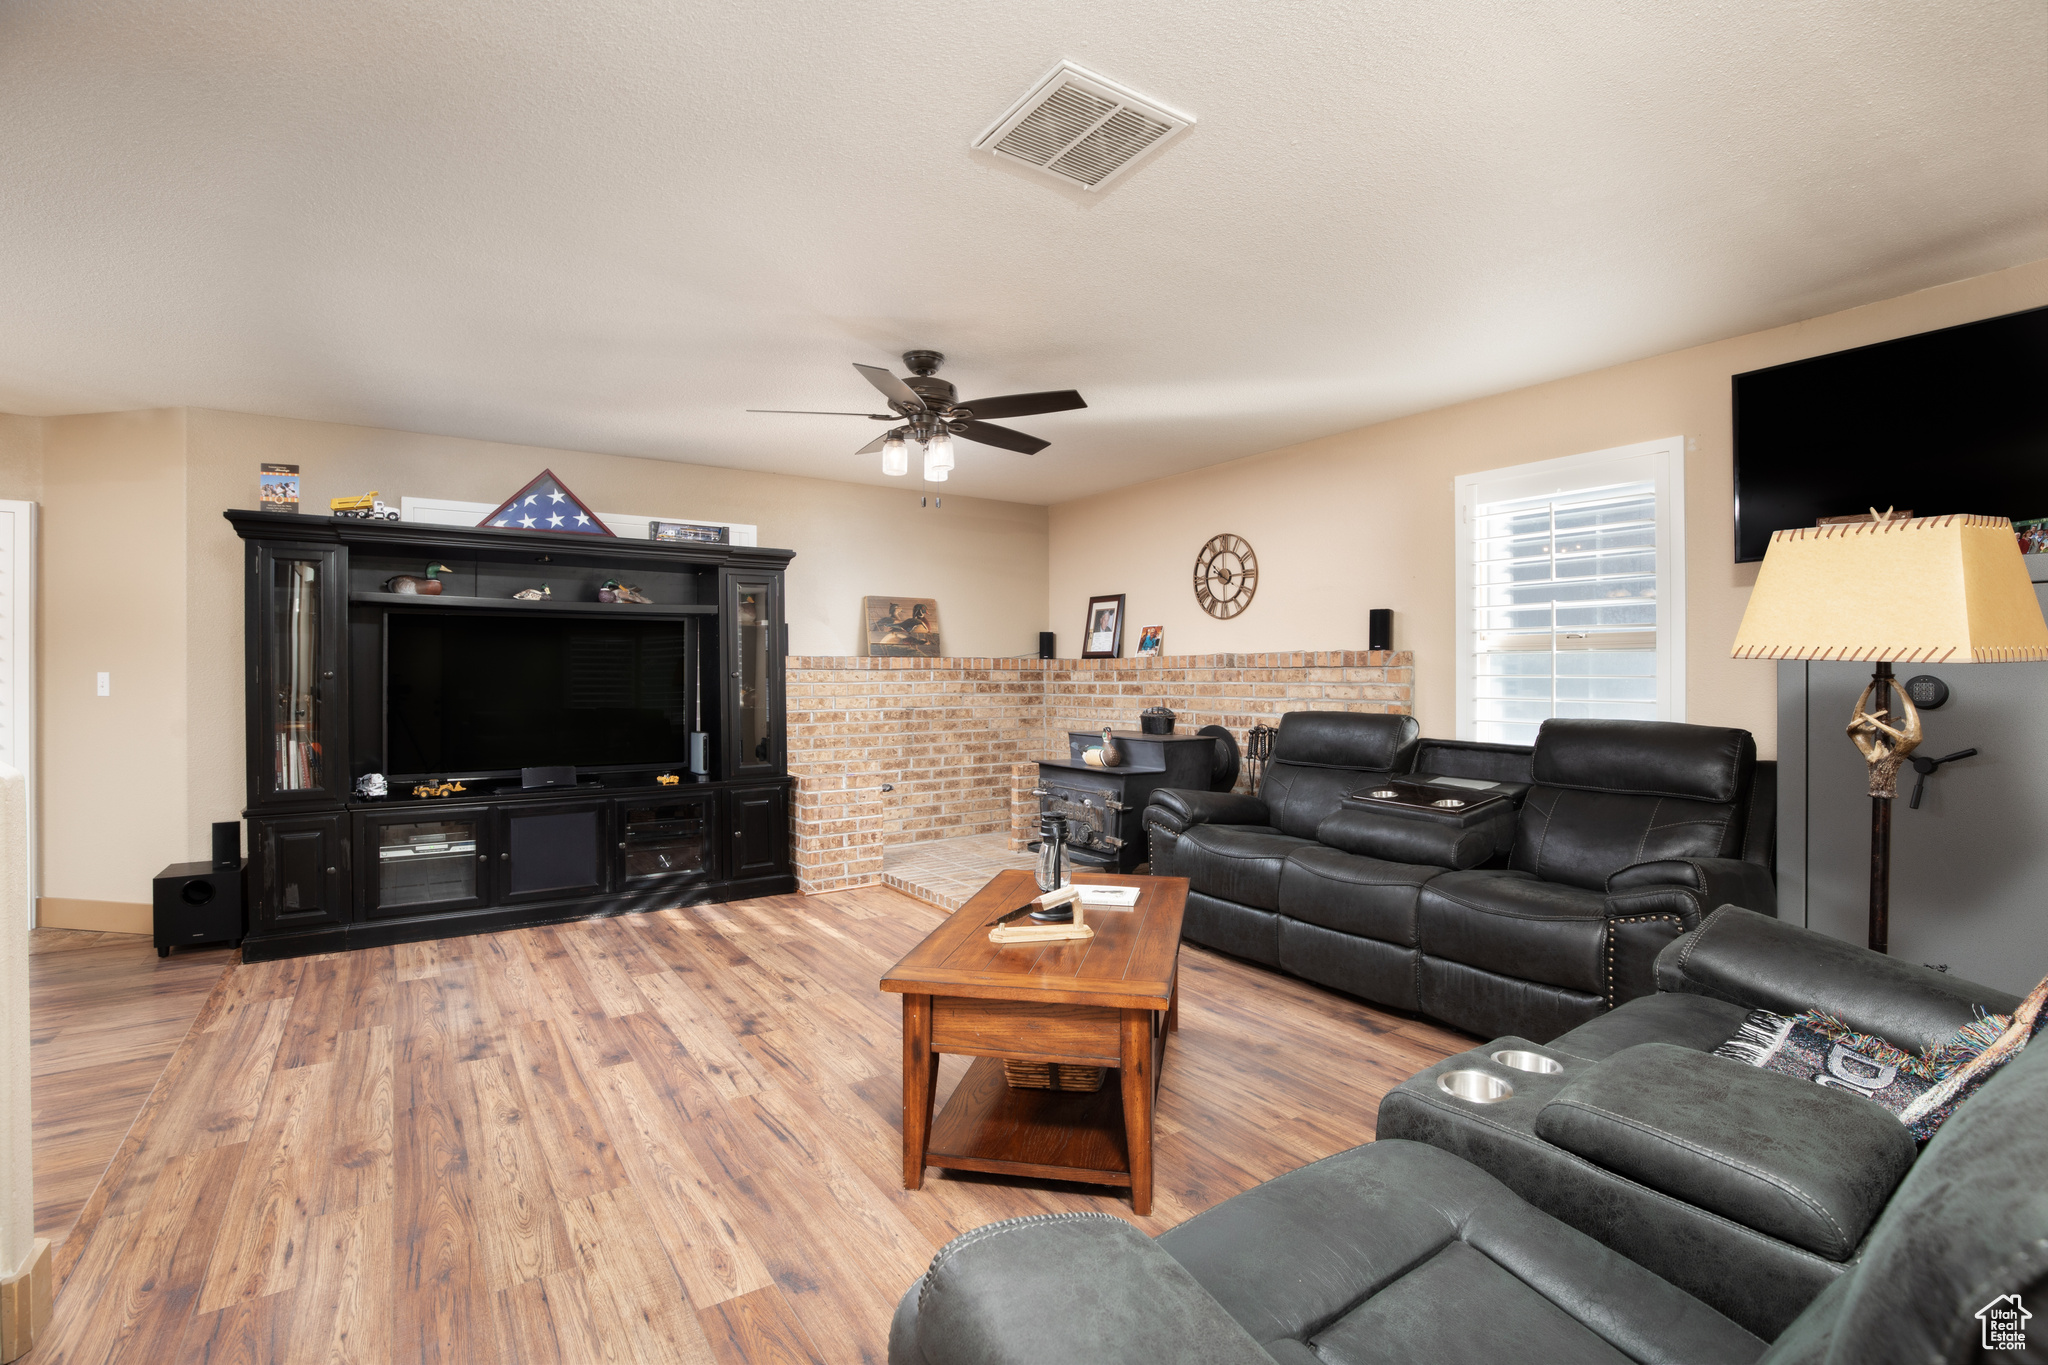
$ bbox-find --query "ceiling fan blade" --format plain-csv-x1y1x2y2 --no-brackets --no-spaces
958,390,1087,421
956,420,1050,455
747,409,895,418
854,433,891,456
853,363,925,411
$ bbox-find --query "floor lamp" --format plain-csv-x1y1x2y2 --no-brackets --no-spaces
1732,512,2048,954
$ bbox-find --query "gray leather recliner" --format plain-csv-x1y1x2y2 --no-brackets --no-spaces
1375,906,2024,1339
890,992,2048,1364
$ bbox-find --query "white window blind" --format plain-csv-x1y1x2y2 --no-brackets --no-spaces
1455,438,1685,745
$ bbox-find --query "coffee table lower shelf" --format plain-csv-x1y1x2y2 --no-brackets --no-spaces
925,1056,1133,1188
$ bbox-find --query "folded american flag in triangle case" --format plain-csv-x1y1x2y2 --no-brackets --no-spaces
479,468,615,535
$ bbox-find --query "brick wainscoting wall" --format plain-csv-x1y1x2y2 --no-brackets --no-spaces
785,652,1413,894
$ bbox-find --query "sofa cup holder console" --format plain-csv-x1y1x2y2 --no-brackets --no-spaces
1491,1049,1563,1074
1437,1069,1515,1103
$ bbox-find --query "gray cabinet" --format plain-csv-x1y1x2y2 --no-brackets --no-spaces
1777,571,2048,994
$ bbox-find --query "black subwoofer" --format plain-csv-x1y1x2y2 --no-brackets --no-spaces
152,859,244,958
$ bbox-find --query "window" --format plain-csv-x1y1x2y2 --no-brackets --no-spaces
1454,437,1685,745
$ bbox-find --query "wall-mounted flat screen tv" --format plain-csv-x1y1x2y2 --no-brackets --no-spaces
385,613,693,775
1732,303,2048,562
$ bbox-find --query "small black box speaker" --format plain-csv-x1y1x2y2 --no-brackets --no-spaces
1038,631,1056,660
521,765,577,789
1368,608,1393,652
212,820,241,868
152,860,244,958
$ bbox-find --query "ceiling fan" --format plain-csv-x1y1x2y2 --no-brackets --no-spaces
748,350,1086,480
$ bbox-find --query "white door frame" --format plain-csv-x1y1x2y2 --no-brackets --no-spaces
0,501,34,924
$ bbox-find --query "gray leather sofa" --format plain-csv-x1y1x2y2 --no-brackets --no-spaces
888,921,2048,1363
1147,712,1777,1042
1377,905,2023,1339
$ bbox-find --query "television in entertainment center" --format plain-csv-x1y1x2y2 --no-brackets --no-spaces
385,612,699,777
1731,303,2048,562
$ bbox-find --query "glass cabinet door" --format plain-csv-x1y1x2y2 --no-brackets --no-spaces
619,798,714,889
251,543,346,805
271,556,323,790
361,811,489,919
724,574,782,776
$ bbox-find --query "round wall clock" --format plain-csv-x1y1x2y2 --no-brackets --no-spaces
1194,533,1258,619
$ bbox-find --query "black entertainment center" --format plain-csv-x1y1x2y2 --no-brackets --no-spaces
227,508,794,960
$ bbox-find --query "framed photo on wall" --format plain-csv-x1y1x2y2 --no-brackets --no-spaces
1083,594,1126,658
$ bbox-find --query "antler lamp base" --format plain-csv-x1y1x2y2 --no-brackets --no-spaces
1847,660,1923,954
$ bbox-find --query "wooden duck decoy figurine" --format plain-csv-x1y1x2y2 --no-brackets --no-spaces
598,579,653,604
512,584,551,601
385,563,453,595
1083,725,1123,768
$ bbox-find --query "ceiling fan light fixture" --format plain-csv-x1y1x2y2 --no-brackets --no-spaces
923,445,950,481
926,429,955,473
881,432,909,477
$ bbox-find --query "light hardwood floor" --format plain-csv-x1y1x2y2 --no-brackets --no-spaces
27,928,234,1250
28,887,1468,1364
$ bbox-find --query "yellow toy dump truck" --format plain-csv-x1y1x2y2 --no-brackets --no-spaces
330,492,400,521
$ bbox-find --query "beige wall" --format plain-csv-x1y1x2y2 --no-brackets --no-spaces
0,418,40,504
1048,257,2048,757
181,410,1049,662
39,411,189,914
6,409,1049,913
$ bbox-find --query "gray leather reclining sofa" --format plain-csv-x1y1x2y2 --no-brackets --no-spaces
1146,711,1776,1041
1378,904,2022,1339
890,912,2041,1365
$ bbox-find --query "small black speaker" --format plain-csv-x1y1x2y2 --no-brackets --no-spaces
1368,608,1393,652
521,765,577,789
152,860,244,958
212,820,241,868
1038,631,1057,660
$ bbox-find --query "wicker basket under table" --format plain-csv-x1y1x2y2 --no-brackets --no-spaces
1002,1060,1108,1092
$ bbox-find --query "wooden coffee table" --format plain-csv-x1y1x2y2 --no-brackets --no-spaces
880,869,1187,1215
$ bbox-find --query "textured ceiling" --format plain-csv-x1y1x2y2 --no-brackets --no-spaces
1,1,2044,503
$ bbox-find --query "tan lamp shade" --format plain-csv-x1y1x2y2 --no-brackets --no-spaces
1732,513,2048,663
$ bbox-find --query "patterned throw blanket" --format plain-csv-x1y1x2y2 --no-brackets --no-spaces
1713,974,2048,1142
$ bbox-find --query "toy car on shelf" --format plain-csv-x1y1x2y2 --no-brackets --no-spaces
331,492,401,521
411,780,467,799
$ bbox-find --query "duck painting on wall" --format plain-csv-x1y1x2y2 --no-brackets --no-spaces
864,597,941,657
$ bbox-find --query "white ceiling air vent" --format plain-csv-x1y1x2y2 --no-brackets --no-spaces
972,61,1194,192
